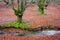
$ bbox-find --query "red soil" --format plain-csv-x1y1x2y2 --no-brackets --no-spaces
0,34,60,40
2,28,28,33
23,4,60,28
0,2,6,8
0,8,17,25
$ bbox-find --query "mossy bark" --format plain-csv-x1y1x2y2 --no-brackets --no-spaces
38,0,45,15
17,0,26,22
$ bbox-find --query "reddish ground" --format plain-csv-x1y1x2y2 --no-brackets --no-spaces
2,28,28,33
0,34,60,40
23,4,60,28
0,2,17,25
0,2,6,8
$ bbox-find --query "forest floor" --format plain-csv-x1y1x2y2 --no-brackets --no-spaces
0,2,60,40
0,2,60,28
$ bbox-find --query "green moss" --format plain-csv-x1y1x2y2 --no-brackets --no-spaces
46,24,52,29
54,18,60,20
0,26,5,29
0,20,30,30
38,9,45,16
38,0,45,15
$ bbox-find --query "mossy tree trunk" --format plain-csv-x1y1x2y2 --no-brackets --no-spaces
11,0,26,22
38,0,45,15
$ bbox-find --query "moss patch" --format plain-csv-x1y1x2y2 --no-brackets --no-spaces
53,18,60,20
0,20,30,30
